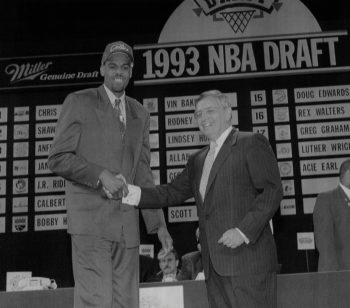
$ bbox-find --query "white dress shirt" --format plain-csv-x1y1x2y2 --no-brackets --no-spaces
211,126,233,159
103,84,126,125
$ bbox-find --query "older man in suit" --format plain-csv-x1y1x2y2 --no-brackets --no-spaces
124,90,283,308
48,41,172,308
313,158,350,272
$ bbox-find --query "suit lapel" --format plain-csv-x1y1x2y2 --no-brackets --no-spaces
205,129,238,197
124,96,142,143
195,147,209,205
95,86,121,143
336,186,350,207
97,85,112,112
95,88,143,181
121,97,143,180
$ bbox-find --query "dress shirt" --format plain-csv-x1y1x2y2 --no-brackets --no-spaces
199,141,217,199
103,84,126,125
195,271,205,280
211,126,233,159
162,273,178,282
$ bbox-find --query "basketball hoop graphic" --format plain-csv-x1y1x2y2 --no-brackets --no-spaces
193,0,282,34
220,10,255,33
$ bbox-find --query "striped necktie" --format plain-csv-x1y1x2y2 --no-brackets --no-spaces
114,98,126,137
199,142,217,200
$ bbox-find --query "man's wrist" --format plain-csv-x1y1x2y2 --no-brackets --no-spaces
97,169,107,187
235,228,250,244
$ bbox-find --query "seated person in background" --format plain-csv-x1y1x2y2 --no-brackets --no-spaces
147,248,181,282
313,158,350,272
139,254,159,283
178,227,204,281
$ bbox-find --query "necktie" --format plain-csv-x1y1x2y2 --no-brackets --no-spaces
114,98,126,138
199,142,217,200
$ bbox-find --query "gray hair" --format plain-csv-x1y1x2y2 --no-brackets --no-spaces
195,90,232,121
195,90,231,110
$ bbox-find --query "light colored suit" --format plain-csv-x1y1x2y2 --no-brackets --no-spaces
48,85,165,307
139,130,283,307
313,186,350,272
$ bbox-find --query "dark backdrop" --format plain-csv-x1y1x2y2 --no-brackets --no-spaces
0,0,349,290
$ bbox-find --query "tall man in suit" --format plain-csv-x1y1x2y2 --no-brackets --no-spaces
48,41,172,308
313,158,350,272
123,90,283,308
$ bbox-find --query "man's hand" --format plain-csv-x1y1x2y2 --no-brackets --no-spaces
157,226,173,256
218,228,245,249
115,174,128,197
101,186,113,199
99,170,128,199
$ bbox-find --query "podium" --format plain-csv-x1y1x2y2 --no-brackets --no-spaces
1,271,350,307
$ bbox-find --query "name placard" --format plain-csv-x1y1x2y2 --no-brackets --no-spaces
298,139,350,157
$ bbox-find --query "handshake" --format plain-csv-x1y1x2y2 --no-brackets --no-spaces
97,169,139,205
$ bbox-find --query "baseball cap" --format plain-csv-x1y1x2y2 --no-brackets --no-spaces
101,41,134,64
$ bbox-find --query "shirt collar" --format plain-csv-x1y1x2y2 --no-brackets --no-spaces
103,84,125,108
339,182,350,199
209,126,233,158
214,126,233,149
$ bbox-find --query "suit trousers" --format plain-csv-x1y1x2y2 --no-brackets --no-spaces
71,234,139,308
206,259,277,308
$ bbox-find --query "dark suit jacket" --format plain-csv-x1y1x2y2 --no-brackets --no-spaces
313,186,350,271
139,130,283,277
48,85,165,247
178,251,203,280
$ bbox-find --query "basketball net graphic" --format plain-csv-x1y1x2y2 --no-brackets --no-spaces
192,0,283,34
220,10,255,33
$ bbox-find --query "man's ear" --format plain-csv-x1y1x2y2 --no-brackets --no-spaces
100,65,105,77
225,107,233,123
